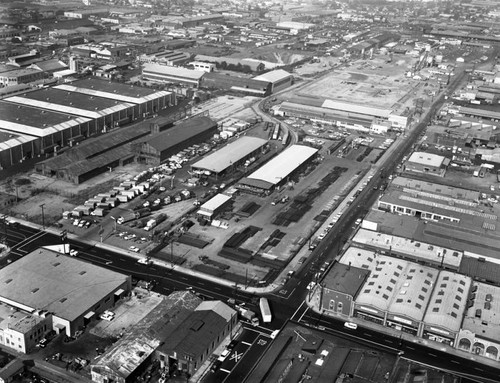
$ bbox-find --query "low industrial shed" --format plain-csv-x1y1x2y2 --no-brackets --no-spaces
238,144,318,194
191,136,268,177
197,193,232,220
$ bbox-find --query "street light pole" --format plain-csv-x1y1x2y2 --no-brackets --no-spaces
39,204,45,229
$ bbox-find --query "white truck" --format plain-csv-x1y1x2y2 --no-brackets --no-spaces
144,219,157,231
259,298,272,323
238,307,260,326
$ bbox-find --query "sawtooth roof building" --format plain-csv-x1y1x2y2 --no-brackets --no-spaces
0,248,130,351
191,136,268,176
237,144,318,194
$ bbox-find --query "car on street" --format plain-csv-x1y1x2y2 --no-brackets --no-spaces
137,257,152,265
307,281,316,290
100,311,115,321
217,349,230,362
37,338,50,348
344,322,358,330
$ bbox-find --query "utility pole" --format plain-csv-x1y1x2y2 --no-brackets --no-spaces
39,204,45,229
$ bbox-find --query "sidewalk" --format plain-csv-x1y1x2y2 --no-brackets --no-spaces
304,286,500,371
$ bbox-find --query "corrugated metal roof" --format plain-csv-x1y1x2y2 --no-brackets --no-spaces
245,144,318,186
322,99,392,118
146,116,216,153
192,136,267,173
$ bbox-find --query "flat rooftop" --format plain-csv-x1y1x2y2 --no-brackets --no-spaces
191,136,267,174
0,101,91,137
0,130,37,151
0,304,46,334
391,175,480,203
365,208,500,262
352,228,463,269
322,262,370,296
5,88,134,119
407,151,446,168
461,282,500,343
0,248,129,322
54,78,173,104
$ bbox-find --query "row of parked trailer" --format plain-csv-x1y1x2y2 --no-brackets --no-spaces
63,180,152,219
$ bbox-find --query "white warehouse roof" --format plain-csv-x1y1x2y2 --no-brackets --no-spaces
246,144,318,187
408,151,445,168
253,69,292,84
198,193,231,214
192,136,267,174
322,99,392,118
143,63,205,80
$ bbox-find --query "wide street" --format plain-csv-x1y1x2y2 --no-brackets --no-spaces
0,61,494,382
1,212,499,382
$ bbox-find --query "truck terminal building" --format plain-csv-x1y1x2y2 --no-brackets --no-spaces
237,144,318,195
191,136,268,178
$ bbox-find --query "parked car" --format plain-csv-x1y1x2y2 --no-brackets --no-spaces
129,246,140,253
100,311,115,321
69,249,78,257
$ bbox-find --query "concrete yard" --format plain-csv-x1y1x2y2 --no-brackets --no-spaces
289,54,429,115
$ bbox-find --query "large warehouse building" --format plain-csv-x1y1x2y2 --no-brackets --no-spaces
5,88,135,132
137,116,218,165
237,144,318,194
0,101,92,170
54,78,176,118
191,136,268,177
142,63,205,87
0,80,177,173
0,248,131,353
276,96,409,131
253,69,293,93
